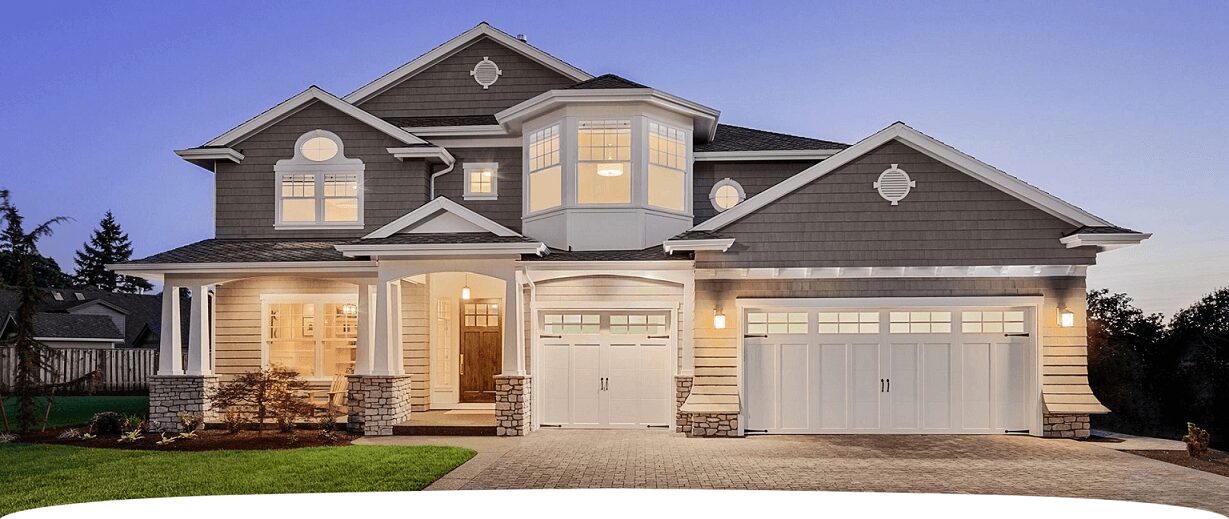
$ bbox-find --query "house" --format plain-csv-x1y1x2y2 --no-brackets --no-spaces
112,23,1149,437
0,288,182,349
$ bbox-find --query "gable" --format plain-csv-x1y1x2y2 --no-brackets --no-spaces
363,197,521,239
356,36,580,119
697,140,1097,269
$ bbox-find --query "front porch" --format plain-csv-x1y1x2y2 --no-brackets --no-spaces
393,409,498,436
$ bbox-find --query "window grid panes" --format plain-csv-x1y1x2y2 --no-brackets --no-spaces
301,137,338,162
528,125,561,212
322,173,359,222
961,311,1026,334
611,314,667,335
713,184,741,210
647,122,687,212
747,312,808,335
468,168,494,194
464,302,501,327
267,301,357,378
280,174,316,222
543,313,600,334
818,312,880,334
577,120,631,204
889,311,952,334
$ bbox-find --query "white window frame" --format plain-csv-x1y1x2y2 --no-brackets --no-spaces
259,293,359,381
463,162,499,200
274,130,365,230
525,124,562,215
576,119,633,206
647,120,688,213
709,178,746,212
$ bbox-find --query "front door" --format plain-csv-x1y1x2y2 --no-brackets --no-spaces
459,299,502,403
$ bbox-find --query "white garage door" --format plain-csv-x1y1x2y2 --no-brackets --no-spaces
744,305,1034,434
539,311,673,428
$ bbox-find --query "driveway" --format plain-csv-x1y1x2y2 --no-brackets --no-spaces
360,430,1229,515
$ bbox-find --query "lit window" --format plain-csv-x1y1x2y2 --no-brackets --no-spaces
710,178,745,211
647,122,686,211
267,300,357,378
889,311,952,334
275,130,363,227
463,162,498,200
301,137,338,162
818,312,880,334
543,313,599,334
280,174,316,222
747,312,808,335
611,314,668,335
961,311,1026,334
577,120,631,204
528,125,561,212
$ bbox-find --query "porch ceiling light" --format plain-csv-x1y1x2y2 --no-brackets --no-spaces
596,163,624,177
1058,308,1075,328
342,303,357,315
462,273,472,301
713,310,726,329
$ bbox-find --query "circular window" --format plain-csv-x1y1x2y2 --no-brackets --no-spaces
301,136,338,162
710,179,745,211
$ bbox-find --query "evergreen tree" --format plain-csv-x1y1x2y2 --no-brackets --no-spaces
0,193,71,288
72,211,151,293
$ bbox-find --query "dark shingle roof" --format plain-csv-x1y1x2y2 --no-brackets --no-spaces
566,74,650,90
668,230,732,241
126,239,353,264
353,233,536,245
697,124,848,153
522,247,691,262
385,115,499,127
29,313,123,341
0,288,177,348
1064,225,1141,236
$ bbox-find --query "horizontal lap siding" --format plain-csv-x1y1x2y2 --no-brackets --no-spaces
433,147,524,231
698,141,1097,268
356,37,577,118
693,160,817,224
216,102,430,239
401,280,430,411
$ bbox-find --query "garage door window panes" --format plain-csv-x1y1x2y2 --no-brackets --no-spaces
611,314,667,335
543,313,599,334
889,311,952,334
747,312,808,335
961,311,1026,333
817,312,879,334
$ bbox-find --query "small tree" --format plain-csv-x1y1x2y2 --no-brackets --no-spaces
209,366,312,434
73,211,151,293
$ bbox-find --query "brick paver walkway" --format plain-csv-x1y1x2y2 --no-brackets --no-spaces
439,430,1229,514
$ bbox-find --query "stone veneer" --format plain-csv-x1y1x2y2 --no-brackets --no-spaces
346,375,413,436
675,375,693,434
148,375,218,432
1043,412,1091,439
495,375,531,436
687,412,740,437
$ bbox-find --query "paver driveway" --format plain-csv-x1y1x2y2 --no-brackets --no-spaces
362,430,1229,515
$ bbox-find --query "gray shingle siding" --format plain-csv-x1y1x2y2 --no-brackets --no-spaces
216,101,431,239
356,36,577,118
432,147,525,232
697,140,1096,268
693,160,818,224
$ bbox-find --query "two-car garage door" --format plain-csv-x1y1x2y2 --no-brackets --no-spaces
744,303,1036,434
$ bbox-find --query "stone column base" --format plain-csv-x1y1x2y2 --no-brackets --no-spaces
346,375,413,436
1043,412,1091,439
687,412,740,437
495,375,531,436
675,376,694,435
149,375,219,432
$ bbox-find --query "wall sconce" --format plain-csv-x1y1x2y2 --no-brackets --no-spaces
1058,308,1075,328
713,310,727,329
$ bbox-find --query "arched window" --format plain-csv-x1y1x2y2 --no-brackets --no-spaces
709,178,745,212
274,130,364,229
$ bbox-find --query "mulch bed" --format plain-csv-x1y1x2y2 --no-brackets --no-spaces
14,427,355,451
1128,449,1229,478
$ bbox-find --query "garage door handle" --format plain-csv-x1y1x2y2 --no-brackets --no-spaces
880,379,885,392
1004,333,1030,337
647,335,670,339
887,378,890,393
540,334,562,339
744,334,768,339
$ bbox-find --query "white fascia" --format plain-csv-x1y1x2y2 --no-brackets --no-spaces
106,261,378,279
696,265,1089,280
693,150,839,161
334,242,548,258
495,89,721,141
363,197,521,239
401,125,507,137
387,146,456,164
1059,232,1152,251
662,238,736,254
174,147,244,168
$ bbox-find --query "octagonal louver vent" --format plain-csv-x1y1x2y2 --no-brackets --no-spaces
873,164,916,205
470,57,502,89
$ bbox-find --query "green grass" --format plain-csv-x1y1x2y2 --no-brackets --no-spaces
2,396,149,428
0,443,475,516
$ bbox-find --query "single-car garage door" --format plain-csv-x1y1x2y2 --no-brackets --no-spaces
744,302,1036,434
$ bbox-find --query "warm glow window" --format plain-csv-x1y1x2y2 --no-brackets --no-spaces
275,130,363,228
464,162,498,200
577,120,631,204
266,300,358,378
647,122,686,211
528,125,561,212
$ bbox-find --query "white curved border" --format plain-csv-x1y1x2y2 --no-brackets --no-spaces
709,178,746,212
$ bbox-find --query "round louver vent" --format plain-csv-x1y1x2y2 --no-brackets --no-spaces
873,164,916,205
470,57,502,89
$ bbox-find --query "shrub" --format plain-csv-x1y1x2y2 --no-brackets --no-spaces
87,412,124,435
1183,422,1211,458
56,428,81,440
117,429,143,443
121,414,146,434
177,412,204,433
155,432,178,446
222,410,244,434
210,365,312,434
0,433,16,443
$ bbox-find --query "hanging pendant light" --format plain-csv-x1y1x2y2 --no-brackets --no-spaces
461,273,471,300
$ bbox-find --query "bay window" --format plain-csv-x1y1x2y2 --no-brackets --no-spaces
528,125,561,212
647,122,686,211
577,120,631,204
275,130,364,228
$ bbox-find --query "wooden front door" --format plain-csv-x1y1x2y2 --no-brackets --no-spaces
459,299,502,403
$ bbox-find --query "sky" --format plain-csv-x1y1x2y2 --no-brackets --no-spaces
0,1,1225,318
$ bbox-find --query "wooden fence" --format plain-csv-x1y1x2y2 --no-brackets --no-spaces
0,347,157,394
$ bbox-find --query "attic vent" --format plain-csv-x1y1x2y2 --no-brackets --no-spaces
470,57,502,89
873,164,916,205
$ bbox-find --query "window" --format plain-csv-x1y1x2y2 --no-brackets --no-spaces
275,130,364,228
464,302,500,327
611,314,668,335
267,299,357,378
747,312,808,335
818,312,880,334
889,311,952,334
463,162,498,200
543,313,600,334
647,122,686,211
577,120,631,204
710,178,745,211
528,125,561,212
961,311,1026,334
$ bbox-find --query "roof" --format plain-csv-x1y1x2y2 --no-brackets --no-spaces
0,288,180,348
25,313,123,341
669,230,733,241
353,233,535,245
386,115,499,127
566,74,650,90
1064,225,1140,236
520,247,692,262
697,124,848,153
125,239,354,264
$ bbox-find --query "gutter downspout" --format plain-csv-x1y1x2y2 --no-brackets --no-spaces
429,152,457,200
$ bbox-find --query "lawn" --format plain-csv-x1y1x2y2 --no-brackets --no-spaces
0,443,475,516
2,395,149,428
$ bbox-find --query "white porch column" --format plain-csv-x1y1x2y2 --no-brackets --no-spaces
371,279,404,376
681,275,695,375
502,271,524,375
185,284,213,376
158,286,183,375
353,281,374,376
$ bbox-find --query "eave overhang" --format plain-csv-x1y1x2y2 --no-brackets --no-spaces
662,238,735,254
693,150,838,162
334,242,548,258
495,88,721,141
1059,232,1152,251
387,146,456,164
173,147,244,169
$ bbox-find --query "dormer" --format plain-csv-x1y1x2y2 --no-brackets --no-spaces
496,75,720,250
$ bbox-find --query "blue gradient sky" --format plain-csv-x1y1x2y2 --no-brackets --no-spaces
1,1,1225,317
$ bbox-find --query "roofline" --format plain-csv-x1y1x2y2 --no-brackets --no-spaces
107,261,378,278
662,238,735,254
691,122,1114,232
387,146,456,164
516,259,695,269
693,150,839,161
363,197,522,239
494,88,721,141
400,125,507,137
34,336,122,343
344,22,592,105
335,242,548,257
199,86,428,148
67,299,131,315
1059,232,1151,251
174,147,244,168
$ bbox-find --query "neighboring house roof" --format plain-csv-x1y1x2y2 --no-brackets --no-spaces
520,247,692,262
30,313,123,341
567,73,650,90
0,288,178,348
125,239,355,264
697,124,849,153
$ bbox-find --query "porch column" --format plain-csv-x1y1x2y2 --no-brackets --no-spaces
371,279,404,376
158,286,183,375
502,271,523,375
185,284,213,376
353,281,374,376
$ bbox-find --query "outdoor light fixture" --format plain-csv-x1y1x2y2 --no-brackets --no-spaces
596,163,624,177
713,310,727,329
1058,308,1075,328
461,273,472,301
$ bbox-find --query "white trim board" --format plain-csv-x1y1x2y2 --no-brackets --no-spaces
662,238,735,254
1060,232,1152,250
495,89,721,141
387,147,455,164
693,150,838,161
335,242,548,258
344,22,591,105
691,122,1114,231
696,265,1088,280
363,197,521,239
735,295,1046,309
402,125,507,137
174,147,244,168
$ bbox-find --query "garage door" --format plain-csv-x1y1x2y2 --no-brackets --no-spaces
744,305,1034,434
539,311,673,428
